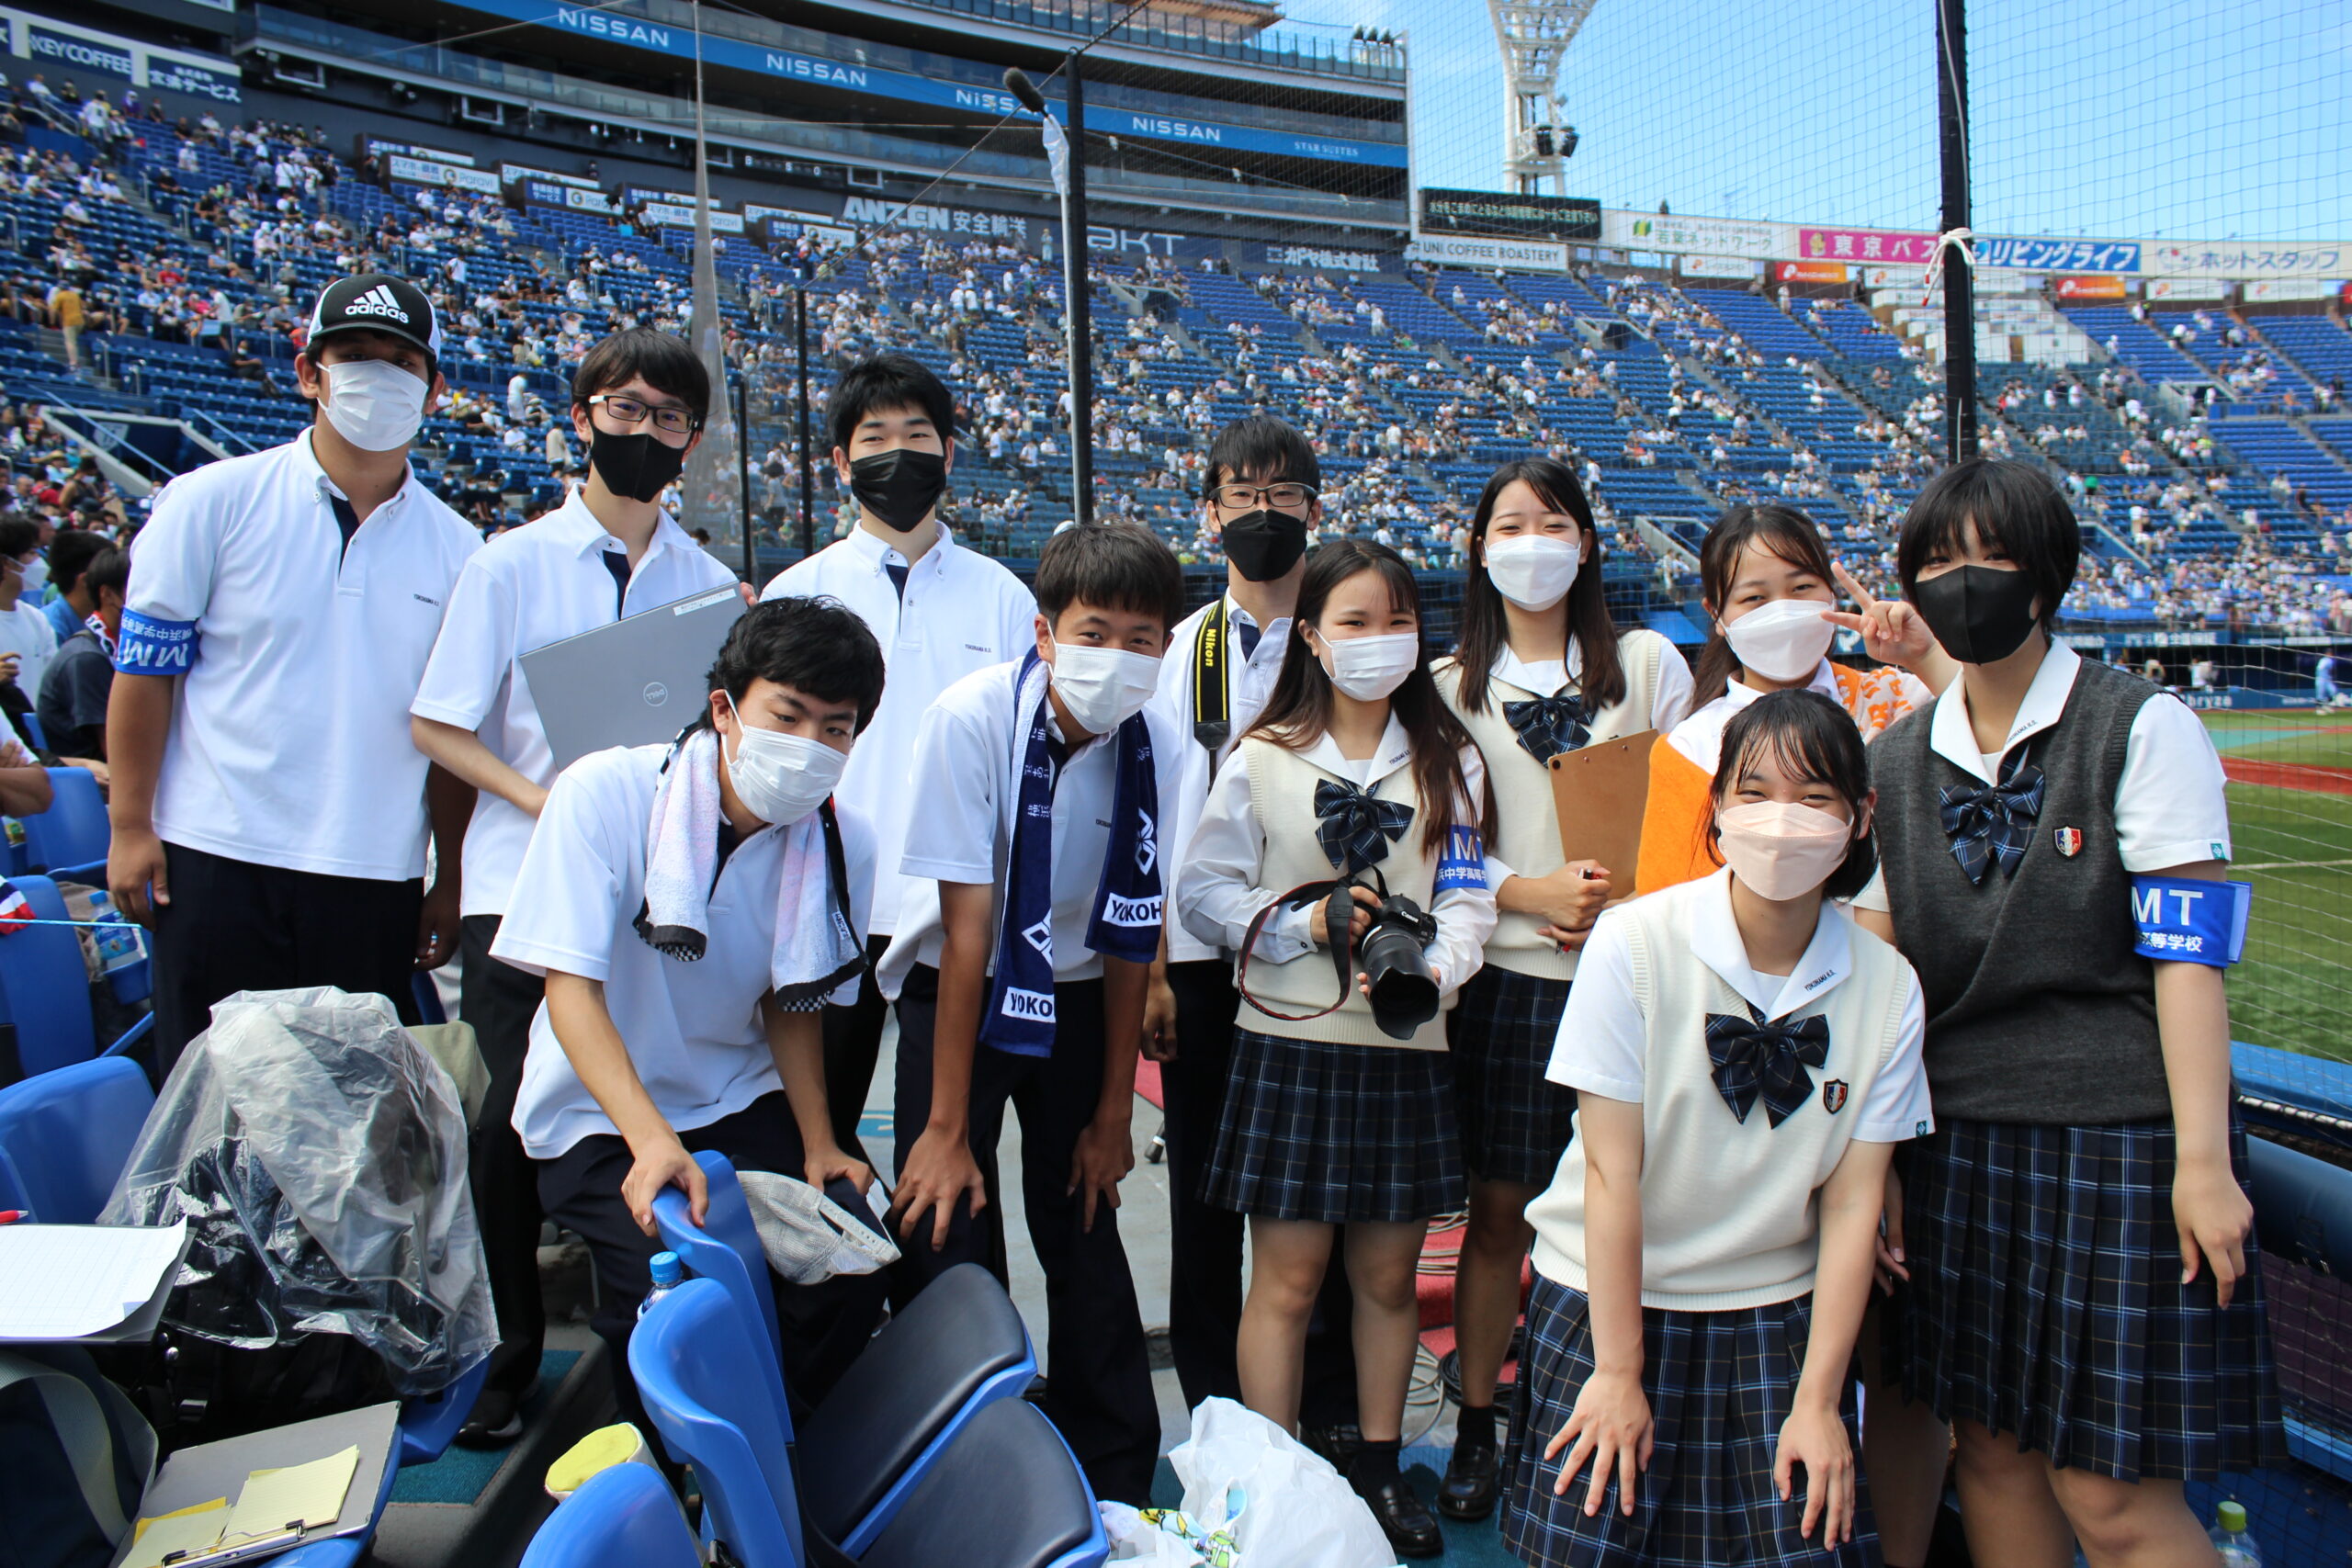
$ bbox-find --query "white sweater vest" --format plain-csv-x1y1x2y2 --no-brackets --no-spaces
1238,737,1452,1050
1436,630,1669,981
1528,877,1915,1310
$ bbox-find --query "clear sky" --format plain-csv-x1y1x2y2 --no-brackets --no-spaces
1273,0,2349,243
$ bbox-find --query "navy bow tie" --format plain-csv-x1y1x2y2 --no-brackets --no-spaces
1939,751,2046,886
1314,778,1415,877
1502,693,1590,761
1704,1006,1832,1128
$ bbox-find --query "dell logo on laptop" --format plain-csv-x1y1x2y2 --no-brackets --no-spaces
643,682,669,706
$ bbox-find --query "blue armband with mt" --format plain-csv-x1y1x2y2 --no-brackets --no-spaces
2129,875,2250,966
1436,826,1487,892
114,610,198,674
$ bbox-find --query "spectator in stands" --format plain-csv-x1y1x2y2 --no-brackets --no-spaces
46,277,85,372
106,274,479,1072
492,598,890,1426
40,527,105,645
412,325,743,1446
36,543,124,760
0,515,59,705
760,353,1035,1167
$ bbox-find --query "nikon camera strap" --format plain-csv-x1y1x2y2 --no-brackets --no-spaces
1192,598,1230,754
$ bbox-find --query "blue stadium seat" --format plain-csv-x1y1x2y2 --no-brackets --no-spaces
652,1153,1039,1553
0,875,152,1076
0,1055,152,1221
520,1462,699,1568
20,767,113,881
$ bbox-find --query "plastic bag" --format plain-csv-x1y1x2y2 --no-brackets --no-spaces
1099,1502,1213,1567
99,987,495,1396
1167,1399,1399,1568
735,1169,899,1283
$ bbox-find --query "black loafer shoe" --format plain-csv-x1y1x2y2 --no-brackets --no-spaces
1354,1474,1444,1559
1302,1418,1363,1469
1438,1429,1499,1521
455,1389,521,1448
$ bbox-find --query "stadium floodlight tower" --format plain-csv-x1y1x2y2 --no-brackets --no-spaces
1491,0,1595,196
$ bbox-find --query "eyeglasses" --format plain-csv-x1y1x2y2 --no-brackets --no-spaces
1210,482,1318,511
589,392,700,436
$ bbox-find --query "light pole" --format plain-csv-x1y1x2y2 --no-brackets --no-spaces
1005,60,1094,525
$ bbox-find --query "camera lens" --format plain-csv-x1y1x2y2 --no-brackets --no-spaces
1358,902,1441,1041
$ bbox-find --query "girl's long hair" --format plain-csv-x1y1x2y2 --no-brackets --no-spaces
1248,538,1496,857
1453,457,1626,716
1690,503,1839,706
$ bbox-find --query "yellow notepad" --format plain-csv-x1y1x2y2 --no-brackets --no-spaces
122,1501,227,1568
217,1446,359,1546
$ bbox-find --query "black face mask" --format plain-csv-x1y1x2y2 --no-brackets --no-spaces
1912,563,2041,665
590,428,687,504
1217,508,1309,582
849,448,948,532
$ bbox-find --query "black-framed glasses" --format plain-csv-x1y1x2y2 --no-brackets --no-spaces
1210,481,1318,511
589,392,701,436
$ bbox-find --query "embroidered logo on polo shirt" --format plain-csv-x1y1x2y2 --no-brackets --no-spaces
1821,1079,1849,1113
1916,1119,1929,1138
2053,827,2083,857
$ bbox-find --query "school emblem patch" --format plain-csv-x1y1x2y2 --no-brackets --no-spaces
2053,827,2084,857
1821,1079,1849,1114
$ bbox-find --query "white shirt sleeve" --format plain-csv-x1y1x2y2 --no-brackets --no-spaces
122,477,222,627
1650,640,1697,733
491,763,626,980
1544,908,1645,1100
897,695,1001,885
1174,748,1316,962
1427,748,1499,995
1852,972,1933,1143
411,554,515,728
2116,693,2233,870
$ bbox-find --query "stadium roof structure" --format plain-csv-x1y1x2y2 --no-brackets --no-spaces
1491,0,1597,196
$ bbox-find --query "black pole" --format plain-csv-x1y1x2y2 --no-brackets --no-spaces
795,284,815,556
1936,0,1977,462
1062,51,1094,525
735,369,753,583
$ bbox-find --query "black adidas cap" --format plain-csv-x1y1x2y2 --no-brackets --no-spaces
306,274,442,363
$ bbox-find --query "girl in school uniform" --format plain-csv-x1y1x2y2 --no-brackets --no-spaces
1177,537,1498,1560
1430,457,1694,1521
1856,458,2281,1568
1503,687,1932,1568
1636,504,1951,894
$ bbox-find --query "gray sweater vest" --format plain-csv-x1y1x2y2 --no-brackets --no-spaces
1871,659,2170,1124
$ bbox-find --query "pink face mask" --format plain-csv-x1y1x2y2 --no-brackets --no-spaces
1714,800,1858,901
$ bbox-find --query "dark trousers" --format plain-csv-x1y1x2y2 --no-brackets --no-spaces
819,933,895,1163
536,1092,888,1436
894,966,1159,1505
150,840,423,1076
1162,959,1360,1424
459,915,547,1404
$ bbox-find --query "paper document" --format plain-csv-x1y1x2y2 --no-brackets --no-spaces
0,1223,187,1339
124,1501,228,1568
220,1446,359,1545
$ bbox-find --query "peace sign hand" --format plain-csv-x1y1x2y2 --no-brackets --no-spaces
1825,559,1940,672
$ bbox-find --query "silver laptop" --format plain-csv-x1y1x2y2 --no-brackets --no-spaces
521,585,746,769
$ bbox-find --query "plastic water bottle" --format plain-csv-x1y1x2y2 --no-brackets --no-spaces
637,1251,684,1322
87,895,142,972
2211,1499,2261,1567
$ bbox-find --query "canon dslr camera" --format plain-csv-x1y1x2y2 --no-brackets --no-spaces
1354,890,1441,1040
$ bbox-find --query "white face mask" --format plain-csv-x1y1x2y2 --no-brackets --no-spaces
1047,637,1162,736
320,358,428,452
1713,799,1858,901
720,701,846,828
1484,534,1580,610
1723,597,1836,683
1317,630,1419,702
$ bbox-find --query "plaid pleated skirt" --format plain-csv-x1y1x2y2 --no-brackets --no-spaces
1449,964,1577,1186
1501,1275,1878,1567
1891,1115,2286,1482
1201,1028,1466,1223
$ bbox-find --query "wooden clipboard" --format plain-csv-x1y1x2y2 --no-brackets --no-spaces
1547,728,1657,887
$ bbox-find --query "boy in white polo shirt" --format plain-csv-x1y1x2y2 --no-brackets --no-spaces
494,598,888,1421
761,353,1034,1162
106,274,481,1071
882,522,1182,1506
411,326,741,1445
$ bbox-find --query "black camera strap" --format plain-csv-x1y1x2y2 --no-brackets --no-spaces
1192,598,1231,754
1235,866,1391,1023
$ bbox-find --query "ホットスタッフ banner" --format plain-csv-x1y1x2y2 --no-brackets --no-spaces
1420,188,1600,242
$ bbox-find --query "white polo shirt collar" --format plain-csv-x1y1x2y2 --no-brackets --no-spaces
842,520,955,583
298,427,423,526
1688,867,1855,1021
1928,641,2081,783
542,482,696,571
1668,659,1842,772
